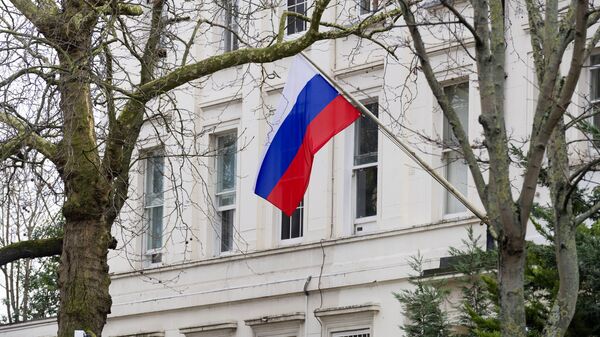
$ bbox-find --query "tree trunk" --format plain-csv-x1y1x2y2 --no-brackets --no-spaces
56,28,111,335
543,213,578,337
544,121,579,337
57,218,112,337
499,234,527,337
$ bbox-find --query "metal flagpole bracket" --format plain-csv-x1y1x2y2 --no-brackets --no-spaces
299,52,489,225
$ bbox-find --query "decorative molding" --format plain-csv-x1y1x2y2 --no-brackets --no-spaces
314,303,380,318
112,216,480,279
245,312,305,326
198,94,242,110
333,60,385,80
179,321,237,337
112,332,164,337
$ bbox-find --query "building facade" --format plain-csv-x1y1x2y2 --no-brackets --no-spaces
1,0,593,335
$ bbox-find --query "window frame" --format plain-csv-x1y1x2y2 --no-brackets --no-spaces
213,130,238,255
142,148,165,266
286,0,308,36
589,54,600,133
440,81,470,217
352,99,379,232
222,0,239,52
358,0,378,15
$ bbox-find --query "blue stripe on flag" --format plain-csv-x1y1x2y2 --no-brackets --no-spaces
255,74,338,197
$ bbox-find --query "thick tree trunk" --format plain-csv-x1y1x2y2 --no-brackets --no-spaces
57,218,112,337
56,31,111,335
544,122,579,337
543,214,578,337
499,234,527,337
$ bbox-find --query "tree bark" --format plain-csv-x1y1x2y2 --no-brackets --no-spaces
544,121,579,337
57,218,112,337
498,233,527,337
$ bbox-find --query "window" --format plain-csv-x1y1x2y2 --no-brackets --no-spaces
144,150,164,263
442,82,469,215
223,0,239,52
590,55,600,130
281,200,304,240
332,329,371,337
359,0,378,14
287,0,307,35
215,131,237,253
353,101,378,227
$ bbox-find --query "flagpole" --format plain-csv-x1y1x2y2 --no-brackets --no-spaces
300,52,488,225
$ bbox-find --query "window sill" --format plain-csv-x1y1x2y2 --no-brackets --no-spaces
279,237,304,246
283,31,307,41
442,211,471,221
354,216,377,234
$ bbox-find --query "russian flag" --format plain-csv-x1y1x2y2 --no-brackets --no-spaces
255,55,361,215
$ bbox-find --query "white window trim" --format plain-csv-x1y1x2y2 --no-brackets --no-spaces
440,81,470,218
212,128,239,256
278,201,305,245
283,0,309,38
142,149,165,267
351,99,379,228
222,0,239,52
588,56,600,134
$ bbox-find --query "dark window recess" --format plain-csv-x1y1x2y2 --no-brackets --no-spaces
359,0,379,14
354,101,378,220
282,201,304,240
355,166,377,218
223,0,239,52
422,254,495,277
353,103,379,166
486,227,496,251
220,209,234,252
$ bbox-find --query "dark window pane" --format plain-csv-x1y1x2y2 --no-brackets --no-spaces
281,201,303,240
286,0,306,35
360,0,370,13
223,0,238,52
220,210,234,252
145,154,164,207
592,68,600,101
147,206,163,250
354,102,379,165
217,132,237,194
281,215,291,240
355,166,377,218
594,103,600,129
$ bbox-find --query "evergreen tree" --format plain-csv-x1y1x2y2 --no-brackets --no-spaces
395,254,452,337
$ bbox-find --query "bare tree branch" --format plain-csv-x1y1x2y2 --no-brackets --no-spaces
0,237,62,267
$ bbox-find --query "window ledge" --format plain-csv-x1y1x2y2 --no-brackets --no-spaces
279,237,304,246
442,212,471,222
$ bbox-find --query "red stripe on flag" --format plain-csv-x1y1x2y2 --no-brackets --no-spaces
267,96,360,215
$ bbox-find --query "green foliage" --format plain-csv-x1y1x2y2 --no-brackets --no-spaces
448,228,498,337
26,220,61,320
0,219,61,323
395,254,453,337
397,224,600,337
